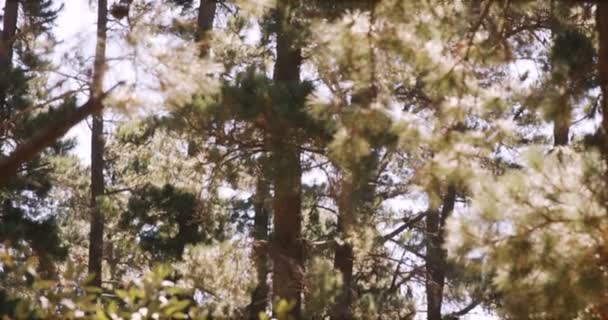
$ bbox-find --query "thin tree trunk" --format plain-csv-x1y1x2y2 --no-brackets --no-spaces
185,0,216,155
0,0,18,69
0,0,19,124
593,4,608,318
0,0,117,183
425,185,456,320
88,0,108,288
196,0,216,42
551,11,569,148
330,179,355,320
330,152,377,320
249,165,271,320
195,0,216,57
553,95,570,146
330,6,378,314
597,2,608,153
271,1,304,318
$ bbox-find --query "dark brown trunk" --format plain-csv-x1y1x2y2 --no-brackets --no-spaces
332,234,354,320
0,0,18,121
425,186,456,320
552,14,569,147
196,0,216,42
195,0,216,57
0,0,18,68
270,2,303,318
330,179,355,320
553,104,570,146
88,0,108,288
330,153,378,320
593,4,608,318
270,141,303,318
30,242,57,279
185,0,216,154
553,125,569,146
329,36,378,315
273,1,301,84
598,2,608,154
249,168,271,320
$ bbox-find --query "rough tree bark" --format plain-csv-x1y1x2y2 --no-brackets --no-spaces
185,0,216,155
426,185,456,320
330,9,378,312
88,0,108,288
270,140,303,319
271,0,304,318
196,0,216,56
553,102,570,146
196,0,216,38
249,163,271,320
0,0,17,69
0,0,18,122
598,2,608,146
330,178,355,320
552,16,570,147
592,3,608,318
330,130,376,320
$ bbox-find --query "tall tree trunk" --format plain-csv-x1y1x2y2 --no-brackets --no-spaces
0,0,18,124
270,141,303,318
598,2,608,154
553,101,570,146
330,6,378,315
425,186,456,320
551,13,569,148
249,164,271,320
185,0,216,154
330,153,377,320
88,0,108,288
273,1,301,83
271,1,304,318
195,0,216,57
196,0,216,42
593,4,608,318
330,178,355,320
0,0,17,69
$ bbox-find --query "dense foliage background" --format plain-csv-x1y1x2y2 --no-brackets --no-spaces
0,0,607,319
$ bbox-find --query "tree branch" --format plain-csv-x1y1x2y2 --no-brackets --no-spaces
0,81,125,186
380,211,428,243
445,299,483,318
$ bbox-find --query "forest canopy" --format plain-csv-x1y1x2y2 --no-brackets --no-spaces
0,0,607,319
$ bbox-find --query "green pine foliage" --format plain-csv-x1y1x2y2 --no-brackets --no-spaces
3,0,608,319
0,0,73,280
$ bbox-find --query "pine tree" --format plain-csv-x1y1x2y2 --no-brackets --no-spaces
88,0,109,288
0,0,69,279
248,160,271,320
2,1,607,319
269,1,305,317
446,1,608,319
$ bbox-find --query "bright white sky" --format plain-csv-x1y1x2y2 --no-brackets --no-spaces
57,0,143,163
57,0,100,162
